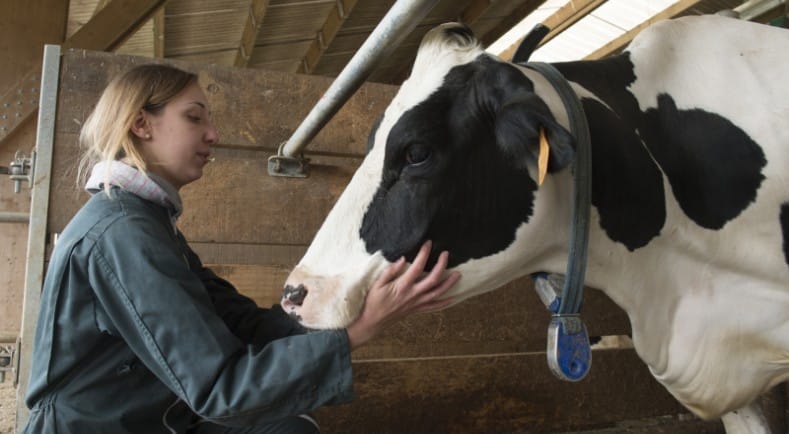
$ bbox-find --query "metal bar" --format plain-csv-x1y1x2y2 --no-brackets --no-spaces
0,212,29,223
734,0,786,20
15,44,61,433
280,0,440,158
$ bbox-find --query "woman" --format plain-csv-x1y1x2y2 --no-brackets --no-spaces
23,64,460,433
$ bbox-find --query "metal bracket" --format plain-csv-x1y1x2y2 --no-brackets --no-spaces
267,142,310,178
0,339,16,384
2,150,36,193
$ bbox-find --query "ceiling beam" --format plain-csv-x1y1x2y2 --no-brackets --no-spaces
584,0,705,59
498,0,607,60
479,0,544,48
64,0,168,51
234,0,270,68
298,0,360,74
0,0,168,146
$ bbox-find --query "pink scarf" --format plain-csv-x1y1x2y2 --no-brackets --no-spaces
85,161,182,232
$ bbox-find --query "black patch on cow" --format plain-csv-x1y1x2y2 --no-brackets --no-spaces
781,203,789,267
442,23,475,45
640,94,766,229
556,55,667,250
361,56,545,267
583,99,666,250
556,52,767,246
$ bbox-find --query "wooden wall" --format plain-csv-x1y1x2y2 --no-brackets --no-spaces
0,0,68,342
45,49,725,433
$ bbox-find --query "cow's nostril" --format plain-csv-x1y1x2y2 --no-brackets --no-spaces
282,284,308,306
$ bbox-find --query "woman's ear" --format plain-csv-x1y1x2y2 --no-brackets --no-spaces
494,94,575,173
130,110,150,140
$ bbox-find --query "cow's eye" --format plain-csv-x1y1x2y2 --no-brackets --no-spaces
405,144,431,166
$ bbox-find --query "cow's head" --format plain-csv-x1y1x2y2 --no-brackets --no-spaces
282,23,575,329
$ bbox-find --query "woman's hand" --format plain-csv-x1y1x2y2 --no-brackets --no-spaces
346,241,461,349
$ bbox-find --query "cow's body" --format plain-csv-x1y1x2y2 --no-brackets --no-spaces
282,16,789,432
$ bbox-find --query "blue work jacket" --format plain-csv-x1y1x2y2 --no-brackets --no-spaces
23,187,354,433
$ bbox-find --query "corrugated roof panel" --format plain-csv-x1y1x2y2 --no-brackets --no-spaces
167,0,248,15
255,2,336,45
166,9,248,57
488,0,684,62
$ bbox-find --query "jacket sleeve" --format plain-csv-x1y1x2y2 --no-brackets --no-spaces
178,234,306,345
87,213,354,426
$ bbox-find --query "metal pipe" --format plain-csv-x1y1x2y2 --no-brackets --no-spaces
16,44,60,433
0,212,29,223
280,0,440,157
734,0,786,20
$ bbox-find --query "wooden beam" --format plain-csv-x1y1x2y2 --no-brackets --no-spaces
63,0,168,51
298,0,359,74
234,0,270,68
498,0,607,61
479,0,544,48
460,0,493,24
584,0,705,59
153,6,165,58
0,0,167,146
92,0,111,16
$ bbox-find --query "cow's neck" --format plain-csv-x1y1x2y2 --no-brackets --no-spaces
522,58,674,315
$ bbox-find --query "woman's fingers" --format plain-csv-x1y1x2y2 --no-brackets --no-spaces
414,250,449,292
399,240,432,287
418,270,460,302
373,256,406,288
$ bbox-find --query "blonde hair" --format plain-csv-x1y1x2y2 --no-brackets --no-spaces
78,64,197,191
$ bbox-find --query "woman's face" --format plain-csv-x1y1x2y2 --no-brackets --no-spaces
139,82,218,189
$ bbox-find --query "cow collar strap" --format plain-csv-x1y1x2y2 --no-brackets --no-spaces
524,61,593,382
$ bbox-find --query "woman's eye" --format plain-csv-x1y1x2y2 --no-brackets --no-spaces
187,115,201,123
405,144,431,166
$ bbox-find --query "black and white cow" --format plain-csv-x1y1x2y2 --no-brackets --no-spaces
282,15,789,433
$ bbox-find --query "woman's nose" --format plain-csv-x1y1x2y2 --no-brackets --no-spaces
205,122,219,144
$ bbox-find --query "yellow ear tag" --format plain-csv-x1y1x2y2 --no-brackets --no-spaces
538,128,550,186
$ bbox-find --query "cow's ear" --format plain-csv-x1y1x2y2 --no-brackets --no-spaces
494,95,575,174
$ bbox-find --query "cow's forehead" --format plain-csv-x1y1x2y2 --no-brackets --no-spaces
383,25,486,129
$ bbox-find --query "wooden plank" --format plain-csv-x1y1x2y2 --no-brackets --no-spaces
584,0,705,60
314,349,702,433
47,138,361,244
234,0,271,68
195,242,307,267
298,0,360,74
498,0,607,61
54,49,396,153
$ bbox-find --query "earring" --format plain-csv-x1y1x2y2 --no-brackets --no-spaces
144,133,151,139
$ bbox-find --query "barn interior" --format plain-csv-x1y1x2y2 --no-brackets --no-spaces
1,0,788,433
